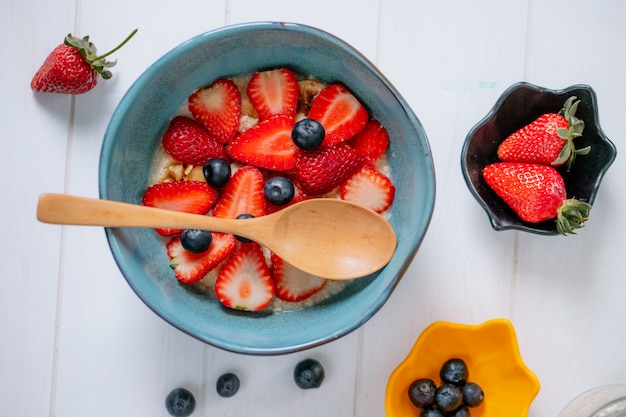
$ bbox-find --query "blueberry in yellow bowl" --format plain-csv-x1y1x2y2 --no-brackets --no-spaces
461,82,616,235
99,22,435,355
386,319,540,417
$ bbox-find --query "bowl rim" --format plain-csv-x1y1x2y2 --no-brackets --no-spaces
99,21,436,354
461,81,617,235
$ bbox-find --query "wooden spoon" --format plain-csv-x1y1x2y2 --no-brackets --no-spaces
37,193,397,280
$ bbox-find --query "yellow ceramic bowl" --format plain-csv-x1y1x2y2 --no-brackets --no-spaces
386,319,539,417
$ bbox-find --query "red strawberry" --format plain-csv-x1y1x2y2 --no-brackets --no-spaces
340,165,395,213
349,118,390,163
141,181,218,235
308,83,369,146
271,253,326,302
31,29,137,94
188,79,242,144
497,96,589,171
482,162,592,234
215,243,274,311
167,232,236,284
227,115,298,171
162,116,227,165
294,143,364,196
247,68,299,120
213,165,266,219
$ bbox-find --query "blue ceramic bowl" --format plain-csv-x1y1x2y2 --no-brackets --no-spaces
461,82,616,235
99,22,435,354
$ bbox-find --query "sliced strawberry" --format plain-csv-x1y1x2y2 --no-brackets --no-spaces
227,115,298,171
141,181,218,235
294,143,364,196
188,79,241,144
307,83,369,147
162,116,227,165
215,243,274,311
271,253,326,302
247,68,299,120
340,165,395,213
212,165,266,218
167,232,236,284
349,118,390,163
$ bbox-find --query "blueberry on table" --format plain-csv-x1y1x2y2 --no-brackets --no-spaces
165,388,195,417
434,383,463,412
420,408,444,417
408,378,437,408
235,213,255,243
180,229,212,253
445,404,470,417
440,358,469,386
461,381,484,407
292,118,325,150
264,176,295,206
294,358,325,389
216,372,240,398
203,158,231,189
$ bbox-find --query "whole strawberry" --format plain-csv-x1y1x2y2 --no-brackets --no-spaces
496,96,590,171
31,29,137,94
482,162,591,235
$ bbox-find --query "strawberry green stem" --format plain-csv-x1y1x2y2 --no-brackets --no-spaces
552,96,591,172
556,198,592,235
93,28,138,61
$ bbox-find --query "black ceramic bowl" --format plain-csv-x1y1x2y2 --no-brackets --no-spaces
461,82,616,235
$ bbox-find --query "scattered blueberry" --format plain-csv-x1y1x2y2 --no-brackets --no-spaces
180,229,212,253
440,358,469,386
408,378,437,408
216,372,240,398
461,382,484,407
294,358,325,389
434,383,463,413
264,176,295,206
165,388,195,417
420,408,444,417
235,213,255,243
291,118,325,150
203,158,231,188
445,404,470,417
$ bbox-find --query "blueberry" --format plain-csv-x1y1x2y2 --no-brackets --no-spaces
461,382,484,407
434,383,463,412
440,358,469,386
292,118,325,150
165,388,195,417
203,158,231,188
420,408,444,417
216,372,240,398
264,176,295,206
294,358,325,389
445,404,470,417
180,229,212,253
408,378,437,408
235,214,255,243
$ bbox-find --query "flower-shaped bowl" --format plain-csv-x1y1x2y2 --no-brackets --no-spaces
386,319,540,417
99,22,435,355
461,82,616,235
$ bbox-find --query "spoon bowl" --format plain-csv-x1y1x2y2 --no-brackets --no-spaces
36,193,396,280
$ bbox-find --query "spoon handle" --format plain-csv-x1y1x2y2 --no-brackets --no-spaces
36,193,242,234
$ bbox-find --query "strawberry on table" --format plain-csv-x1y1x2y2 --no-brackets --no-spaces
167,232,236,284
497,96,589,171
349,118,390,163
215,243,274,311
247,68,299,120
340,165,395,214
141,180,218,236
227,115,298,171
482,162,592,235
308,84,369,147
31,29,137,94
294,143,365,196
189,79,242,144
213,165,266,219
162,116,227,165
271,253,326,302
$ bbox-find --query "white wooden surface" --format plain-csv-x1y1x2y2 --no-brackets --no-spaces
2,1,625,416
